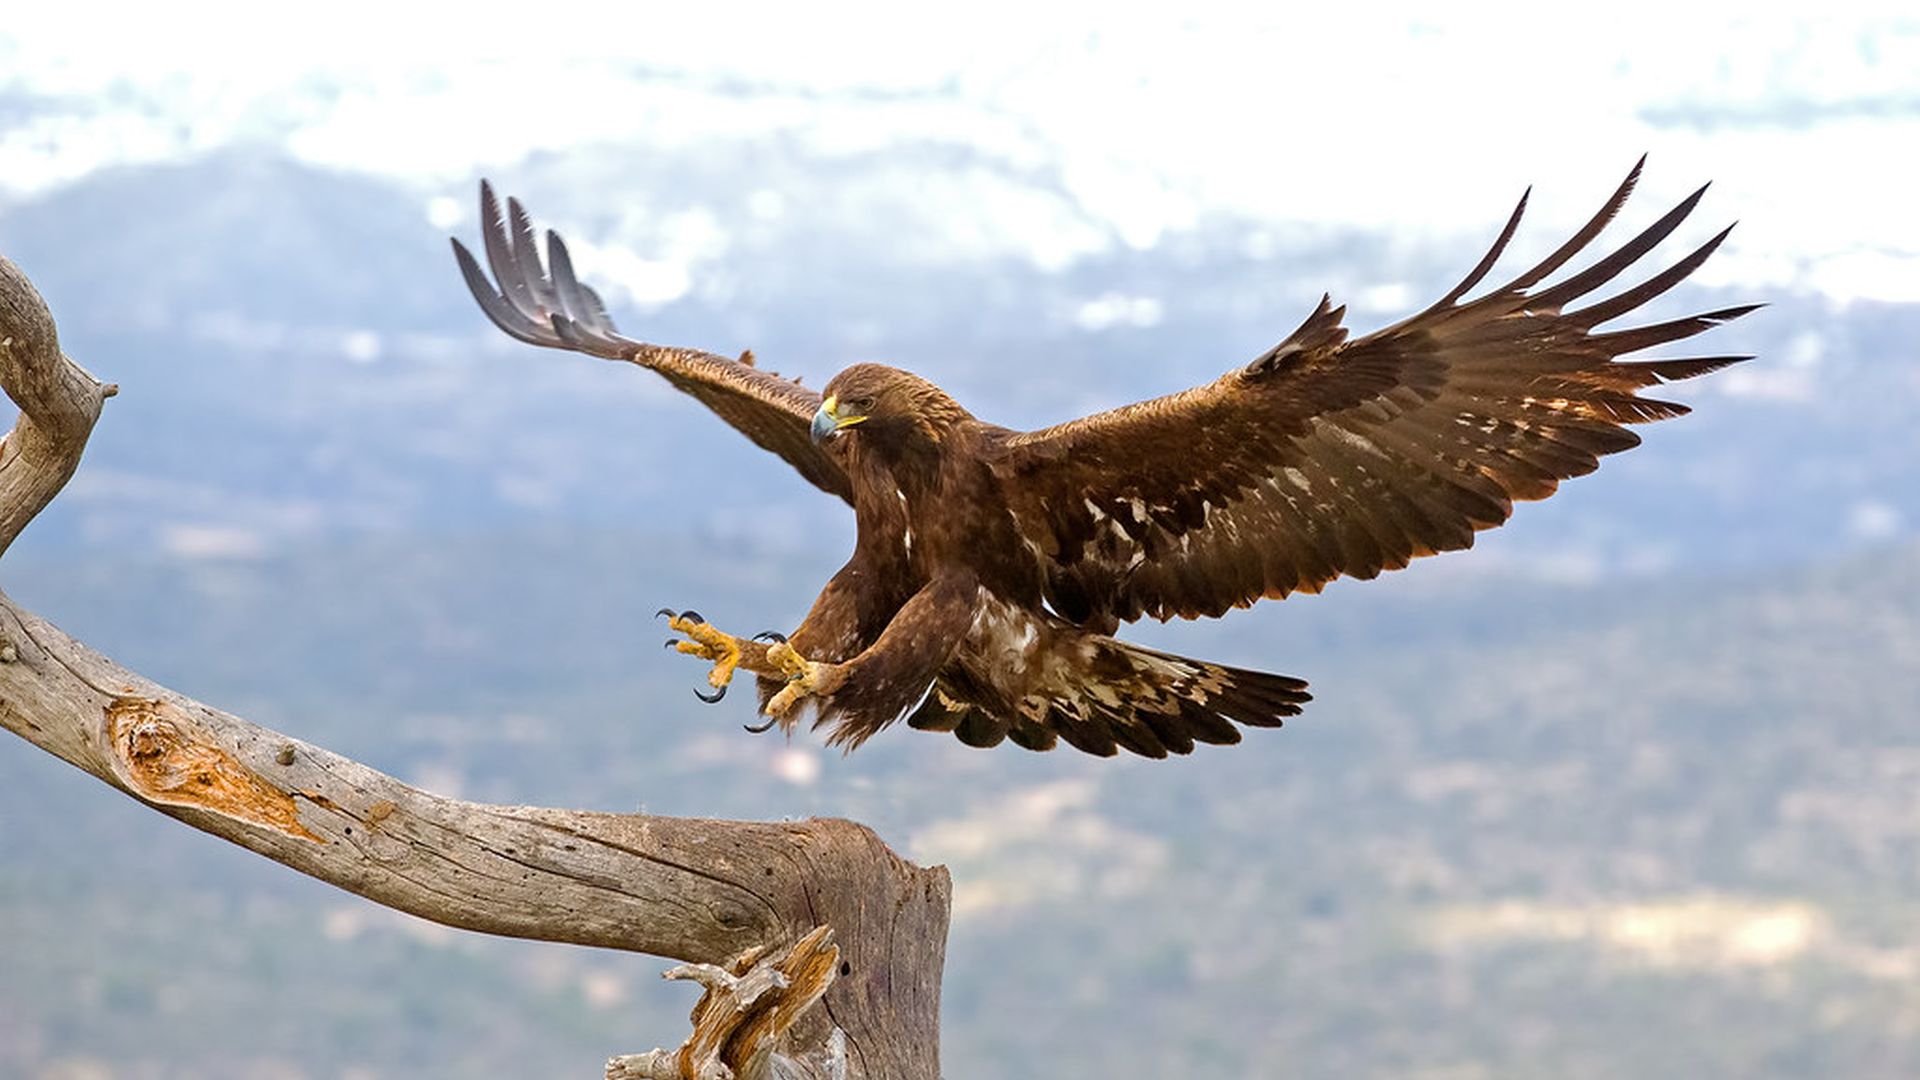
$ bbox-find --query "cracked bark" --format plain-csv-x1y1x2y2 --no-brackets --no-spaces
0,252,949,1080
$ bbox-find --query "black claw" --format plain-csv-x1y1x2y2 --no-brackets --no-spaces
744,715,778,734
752,631,788,643
694,684,728,704
680,610,704,625
655,608,676,620
664,639,683,650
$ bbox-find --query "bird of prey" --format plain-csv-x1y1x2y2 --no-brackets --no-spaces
453,159,1753,758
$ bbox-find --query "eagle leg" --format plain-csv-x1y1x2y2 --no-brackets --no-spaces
659,609,786,704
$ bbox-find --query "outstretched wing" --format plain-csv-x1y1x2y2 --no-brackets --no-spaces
988,159,1756,624
452,182,852,503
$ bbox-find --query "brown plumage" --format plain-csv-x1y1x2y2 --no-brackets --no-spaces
453,159,1755,758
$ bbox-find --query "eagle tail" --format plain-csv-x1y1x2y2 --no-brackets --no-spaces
908,640,1310,759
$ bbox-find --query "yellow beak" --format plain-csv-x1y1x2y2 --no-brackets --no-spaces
811,394,867,443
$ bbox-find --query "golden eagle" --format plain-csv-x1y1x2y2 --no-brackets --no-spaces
452,159,1753,758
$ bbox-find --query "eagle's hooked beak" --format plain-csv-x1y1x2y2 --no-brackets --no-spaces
811,395,867,444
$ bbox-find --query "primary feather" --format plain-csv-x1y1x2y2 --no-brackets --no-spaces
987,157,1754,624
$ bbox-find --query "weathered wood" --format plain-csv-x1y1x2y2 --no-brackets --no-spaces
607,926,847,1080
0,250,949,1079
0,255,112,559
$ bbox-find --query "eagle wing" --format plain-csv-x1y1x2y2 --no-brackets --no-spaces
453,182,853,503
987,160,1756,624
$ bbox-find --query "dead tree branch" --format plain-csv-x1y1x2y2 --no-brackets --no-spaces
0,253,949,1080
608,926,847,1080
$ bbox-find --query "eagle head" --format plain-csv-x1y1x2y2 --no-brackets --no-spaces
814,364,968,450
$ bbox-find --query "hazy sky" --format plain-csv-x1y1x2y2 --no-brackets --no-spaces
2,2,1915,302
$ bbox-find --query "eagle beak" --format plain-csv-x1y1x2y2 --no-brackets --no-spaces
811,395,866,444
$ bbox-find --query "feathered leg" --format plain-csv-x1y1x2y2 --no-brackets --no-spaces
766,573,981,747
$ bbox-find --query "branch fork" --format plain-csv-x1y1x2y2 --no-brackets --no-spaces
607,926,845,1080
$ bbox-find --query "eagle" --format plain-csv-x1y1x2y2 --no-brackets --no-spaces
452,158,1753,758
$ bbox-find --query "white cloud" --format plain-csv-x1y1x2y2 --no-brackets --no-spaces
1717,365,1819,402
158,523,266,560
1807,249,1920,306
1356,283,1414,315
2,4,1916,300
1781,331,1825,369
1848,500,1902,542
773,748,821,786
424,195,462,230
1424,895,1826,970
1073,293,1164,332
341,330,382,365
565,238,697,310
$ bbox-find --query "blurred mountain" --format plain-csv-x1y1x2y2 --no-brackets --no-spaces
0,148,1912,577
2,531,1917,1078
0,134,1915,1080
3,19,1918,1079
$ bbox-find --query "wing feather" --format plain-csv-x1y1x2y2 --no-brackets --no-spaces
988,163,1754,623
454,182,852,503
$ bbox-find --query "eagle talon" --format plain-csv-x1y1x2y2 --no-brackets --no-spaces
763,641,840,719
743,715,778,734
752,631,788,644
660,609,744,700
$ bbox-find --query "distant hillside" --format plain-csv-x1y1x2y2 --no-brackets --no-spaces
4,36,1917,1080
1,149,1911,576
3,532,1916,1078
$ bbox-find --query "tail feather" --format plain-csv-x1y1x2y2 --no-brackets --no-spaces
908,640,1309,759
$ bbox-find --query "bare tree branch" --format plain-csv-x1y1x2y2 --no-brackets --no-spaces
0,255,113,559
0,252,949,1079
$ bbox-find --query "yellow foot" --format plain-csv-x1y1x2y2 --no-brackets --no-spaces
764,641,841,719
658,609,743,703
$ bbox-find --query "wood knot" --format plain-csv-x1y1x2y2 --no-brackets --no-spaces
124,715,177,761
105,697,322,844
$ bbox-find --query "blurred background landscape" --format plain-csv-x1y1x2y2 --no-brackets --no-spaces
2,4,1917,1077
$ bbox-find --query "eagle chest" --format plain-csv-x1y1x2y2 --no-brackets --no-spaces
875,464,1018,578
